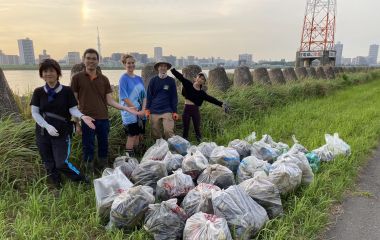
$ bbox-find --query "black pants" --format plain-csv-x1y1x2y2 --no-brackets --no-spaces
182,104,201,141
36,132,84,185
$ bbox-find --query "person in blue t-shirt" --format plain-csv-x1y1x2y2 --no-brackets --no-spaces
119,54,146,157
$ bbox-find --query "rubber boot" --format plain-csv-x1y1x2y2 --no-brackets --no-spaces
95,157,108,175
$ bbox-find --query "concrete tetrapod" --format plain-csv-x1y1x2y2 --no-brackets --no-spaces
142,63,158,89
324,66,335,79
208,67,231,92
0,67,21,121
316,67,327,79
306,67,317,79
268,68,286,84
233,66,253,87
252,67,271,85
283,67,298,82
295,67,308,80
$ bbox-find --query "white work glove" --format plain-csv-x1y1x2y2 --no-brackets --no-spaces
45,124,59,137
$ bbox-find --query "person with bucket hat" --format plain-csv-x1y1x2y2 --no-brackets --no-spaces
146,60,178,139
170,68,230,142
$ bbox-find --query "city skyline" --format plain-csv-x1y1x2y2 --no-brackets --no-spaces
0,0,379,61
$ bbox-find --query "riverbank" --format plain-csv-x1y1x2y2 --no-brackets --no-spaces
1,70,380,239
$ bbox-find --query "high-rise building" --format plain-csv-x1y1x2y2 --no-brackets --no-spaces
352,56,368,66
0,50,20,65
67,52,81,65
238,54,253,66
38,49,51,63
111,53,123,62
334,42,343,66
342,58,352,66
368,44,379,65
18,38,36,65
163,55,177,66
154,47,163,61
187,56,195,65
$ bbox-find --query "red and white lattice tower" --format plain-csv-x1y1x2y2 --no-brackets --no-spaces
296,0,337,67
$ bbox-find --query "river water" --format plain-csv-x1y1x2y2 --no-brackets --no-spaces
3,69,235,95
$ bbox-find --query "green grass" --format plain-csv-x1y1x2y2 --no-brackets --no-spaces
1,70,380,239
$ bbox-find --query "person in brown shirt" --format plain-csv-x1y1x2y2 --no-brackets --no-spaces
71,48,143,174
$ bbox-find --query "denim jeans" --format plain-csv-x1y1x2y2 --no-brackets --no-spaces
81,119,110,162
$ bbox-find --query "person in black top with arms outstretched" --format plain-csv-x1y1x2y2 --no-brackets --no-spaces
170,68,229,142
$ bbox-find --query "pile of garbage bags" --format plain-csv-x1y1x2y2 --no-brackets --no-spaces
93,133,350,239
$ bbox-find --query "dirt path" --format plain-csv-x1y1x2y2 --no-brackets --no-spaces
323,146,380,240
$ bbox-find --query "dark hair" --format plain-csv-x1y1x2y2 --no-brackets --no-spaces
83,48,99,60
39,59,62,79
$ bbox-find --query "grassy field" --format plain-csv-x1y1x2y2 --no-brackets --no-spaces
1,70,380,239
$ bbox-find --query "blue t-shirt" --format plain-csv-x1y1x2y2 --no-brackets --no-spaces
118,73,146,125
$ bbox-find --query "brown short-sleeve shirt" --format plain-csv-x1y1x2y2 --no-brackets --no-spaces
71,71,113,119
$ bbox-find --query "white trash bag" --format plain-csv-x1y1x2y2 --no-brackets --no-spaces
312,144,334,162
168,135,191,156
276,152,314,185
144,198,188,240
141,138,169,162
197,164,235,189
156,169,195,201
94,172,133,222
239,175,283,219
113,155,139,179
250,141,279,163
288,135,308,154
261,134,289,154
181,183,221,217
108,185,155,229
237,156,271,183
209,146,240,173
197,142,218,160
102,168,114,177
183,212,232,240
325,133,351,157
244,131,257,144
131,160,167,191
228,139,251,159
268,162,302,194
163,151,184,174
182,146,209,180
212,185,269,239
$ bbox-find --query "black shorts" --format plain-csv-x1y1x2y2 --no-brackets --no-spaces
124,120,146,137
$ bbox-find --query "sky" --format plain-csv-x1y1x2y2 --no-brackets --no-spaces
0,0,379,61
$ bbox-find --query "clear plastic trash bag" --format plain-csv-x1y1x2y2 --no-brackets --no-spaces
212,185,269,239
156,169,195,201
183,212,232,240
209,146,240,173
108,185,155,229
168,135,191,156
197,164,235,189
181,183,221,217
144,198,188,240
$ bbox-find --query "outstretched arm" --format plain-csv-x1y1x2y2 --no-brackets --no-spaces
170,68,193,87
203,92,223,107
106,93,142,116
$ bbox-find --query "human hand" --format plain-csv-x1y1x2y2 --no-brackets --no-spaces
45,124,59,137
137,110,145,117
125,106,139,115
172,113,179,121
81,115,96,130
145,109,150,119
222,102,231,114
